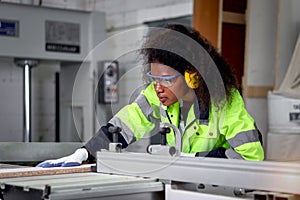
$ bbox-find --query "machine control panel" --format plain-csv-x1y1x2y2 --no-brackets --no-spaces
98,61,119,104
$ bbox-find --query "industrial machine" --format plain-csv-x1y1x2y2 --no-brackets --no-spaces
0,171,164,200
0,124,300,200
0,2,111,163
96,124,300,200
0,2,107,144
98,61,119,104
96,151,300,200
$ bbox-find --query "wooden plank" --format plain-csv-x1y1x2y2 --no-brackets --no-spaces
223,11,245,24
193,0,221,49
242,0,250,98
0,164,93,179
244,86,273,98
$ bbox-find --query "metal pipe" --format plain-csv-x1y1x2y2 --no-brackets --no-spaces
15,59,38,142
55,72,60,142
24,63,30,142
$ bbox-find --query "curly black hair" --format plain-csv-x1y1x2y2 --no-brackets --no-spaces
140,24,238,113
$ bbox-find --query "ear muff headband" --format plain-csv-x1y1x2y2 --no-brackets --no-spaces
184,70,200,89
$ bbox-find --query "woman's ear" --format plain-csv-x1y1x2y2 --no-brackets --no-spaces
184,70,200,89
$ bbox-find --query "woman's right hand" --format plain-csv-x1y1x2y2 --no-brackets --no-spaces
35,148,88,168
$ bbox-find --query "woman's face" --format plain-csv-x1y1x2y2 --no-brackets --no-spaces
150,63,193,106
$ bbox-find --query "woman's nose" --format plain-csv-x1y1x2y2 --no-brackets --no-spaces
154,82,164,92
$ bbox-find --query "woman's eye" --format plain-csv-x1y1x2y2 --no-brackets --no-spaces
162,80,172,86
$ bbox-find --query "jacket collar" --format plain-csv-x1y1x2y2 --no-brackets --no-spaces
160,99,209,125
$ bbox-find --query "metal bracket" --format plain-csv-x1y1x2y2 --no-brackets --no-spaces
108,126,122,153
147,145,176,156
109,143,122,153
41,184,51,200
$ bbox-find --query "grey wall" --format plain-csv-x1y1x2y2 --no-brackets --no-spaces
276,0,300,90
244,0,278,148
0,57,23,141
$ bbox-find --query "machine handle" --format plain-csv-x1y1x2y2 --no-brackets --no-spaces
160,127,171,145
108,126,122,143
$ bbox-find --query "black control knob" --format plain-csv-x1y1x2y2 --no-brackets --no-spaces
108,126,122,143
160,127,171,145
106,66,114,77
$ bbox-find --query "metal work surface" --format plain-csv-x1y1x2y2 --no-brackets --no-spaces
0,164,29,169
0,142,84,163
97,151,300,195
0,172,164,200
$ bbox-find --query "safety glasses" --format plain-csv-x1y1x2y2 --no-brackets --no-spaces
146,71,181,87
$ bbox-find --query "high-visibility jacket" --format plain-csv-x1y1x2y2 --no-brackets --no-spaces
108,83,264,161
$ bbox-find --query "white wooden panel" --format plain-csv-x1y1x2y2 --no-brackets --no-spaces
246,0,277,86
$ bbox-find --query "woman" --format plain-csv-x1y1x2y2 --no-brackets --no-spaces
37,24,264,168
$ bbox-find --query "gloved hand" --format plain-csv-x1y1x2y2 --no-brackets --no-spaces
36,148,88,168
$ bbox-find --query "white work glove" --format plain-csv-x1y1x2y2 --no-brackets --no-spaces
36,148,88,168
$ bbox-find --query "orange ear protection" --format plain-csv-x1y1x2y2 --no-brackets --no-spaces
184,70,200,89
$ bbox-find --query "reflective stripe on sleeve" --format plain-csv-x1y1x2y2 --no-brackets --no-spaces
109,117,136,144
134,94,153,120
225,148,244,159
227,130,260,148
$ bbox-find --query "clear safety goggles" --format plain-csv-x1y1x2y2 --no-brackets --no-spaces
146,71,181,87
